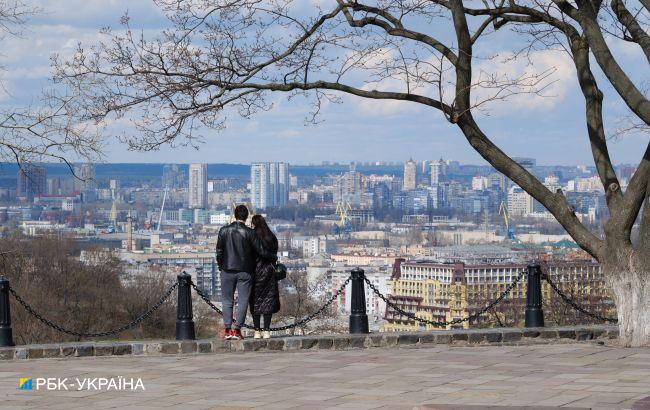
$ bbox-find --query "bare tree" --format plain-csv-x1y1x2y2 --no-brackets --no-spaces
277,270,339,335
54,0,650,346
0,1,102,168
0,235,178,344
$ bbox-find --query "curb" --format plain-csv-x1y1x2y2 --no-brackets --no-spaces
0,325,618,361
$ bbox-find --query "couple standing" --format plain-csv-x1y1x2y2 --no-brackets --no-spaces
216,205,280,340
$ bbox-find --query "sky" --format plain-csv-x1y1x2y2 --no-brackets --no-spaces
0,0,647,166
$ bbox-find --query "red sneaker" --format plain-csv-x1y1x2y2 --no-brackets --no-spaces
230,328,244,340
224,329,234,340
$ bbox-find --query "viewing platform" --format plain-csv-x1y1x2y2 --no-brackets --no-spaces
1,338,648,409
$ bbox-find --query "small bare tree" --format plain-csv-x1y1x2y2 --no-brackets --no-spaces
53,1,650,346
277,270,338,334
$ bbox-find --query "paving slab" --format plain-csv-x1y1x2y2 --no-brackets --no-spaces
0,343,648,409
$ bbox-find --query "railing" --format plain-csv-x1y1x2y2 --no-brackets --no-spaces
0,264,617,347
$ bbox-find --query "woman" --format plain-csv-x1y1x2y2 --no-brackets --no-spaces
250,214,280,339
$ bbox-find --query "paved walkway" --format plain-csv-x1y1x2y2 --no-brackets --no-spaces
0,343,649,409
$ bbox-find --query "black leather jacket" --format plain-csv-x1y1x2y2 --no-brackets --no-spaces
216,221,277,273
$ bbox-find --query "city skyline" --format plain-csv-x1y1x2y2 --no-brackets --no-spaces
0,159,640,167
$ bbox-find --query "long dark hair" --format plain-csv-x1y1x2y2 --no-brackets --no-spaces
251,214,278,251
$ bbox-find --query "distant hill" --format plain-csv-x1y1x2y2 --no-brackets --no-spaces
0,162,403,179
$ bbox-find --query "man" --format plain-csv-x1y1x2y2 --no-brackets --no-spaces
216,205,276,340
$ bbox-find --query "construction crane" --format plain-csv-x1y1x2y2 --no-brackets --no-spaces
333,201,352,235
156,186,168,232
499,201,517,241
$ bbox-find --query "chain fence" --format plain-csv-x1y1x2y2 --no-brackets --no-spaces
8,282,178,338
4,265,620,341
364,270,526,328
543,274,618,323
192,277,351,332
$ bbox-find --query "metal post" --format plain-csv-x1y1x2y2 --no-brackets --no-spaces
176,272,196,340
0,277,14,347
349,268,369,334
525,264,544,328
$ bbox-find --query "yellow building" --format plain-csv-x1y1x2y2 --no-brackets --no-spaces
382,259,612,332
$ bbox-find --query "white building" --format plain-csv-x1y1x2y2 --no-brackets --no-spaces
302,236,336,257
209,211,231,225
251,162,290,209
430,158,447,185
507,186,534,215
574,176,603,192
471,176,489,190
188,163,208,209
333,167,363,206
403,159,417,191
73,163,96,192
329,267,391,325
62,198,75,211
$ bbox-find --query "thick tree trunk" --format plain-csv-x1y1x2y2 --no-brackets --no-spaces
605,254,650,347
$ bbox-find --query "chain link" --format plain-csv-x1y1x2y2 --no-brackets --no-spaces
543,275,618,323
192,277,351,331
8,282,178,338
365,270,526,328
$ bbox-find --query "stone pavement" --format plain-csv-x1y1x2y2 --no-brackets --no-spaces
0,343,648,409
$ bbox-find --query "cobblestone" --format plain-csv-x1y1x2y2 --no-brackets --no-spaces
0,343,648,409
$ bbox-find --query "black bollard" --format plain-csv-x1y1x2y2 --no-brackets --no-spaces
349,268,369,334
176,272,196,340
0,277,14,347
525,264,544,328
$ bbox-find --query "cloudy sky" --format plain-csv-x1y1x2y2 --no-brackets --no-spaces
1,0,647,166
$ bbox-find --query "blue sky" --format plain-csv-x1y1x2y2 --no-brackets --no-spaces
0,0,647,166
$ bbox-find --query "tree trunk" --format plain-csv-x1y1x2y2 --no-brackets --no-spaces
605,256,650,347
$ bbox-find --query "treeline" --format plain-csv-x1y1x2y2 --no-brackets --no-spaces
0,235,217,344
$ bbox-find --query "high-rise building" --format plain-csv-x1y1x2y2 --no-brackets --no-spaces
73,163,96,192
488,172,507,192
334,165,363,206
17,165,46,202
251,162,290,209
430,158,447,185
251,163,268,210
188,163,208,209
507,186,534,215
403,159,417,191
163,164,185,188
46,177,61,196
372,183,390,211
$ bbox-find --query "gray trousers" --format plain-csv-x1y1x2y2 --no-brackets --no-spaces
220,271,252,329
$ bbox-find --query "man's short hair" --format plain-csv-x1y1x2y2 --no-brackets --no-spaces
234,205,249,221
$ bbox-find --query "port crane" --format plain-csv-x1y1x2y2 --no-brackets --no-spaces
333,201,352,235
499,201,518,242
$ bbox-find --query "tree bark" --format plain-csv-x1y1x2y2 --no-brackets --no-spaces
606,258,650,347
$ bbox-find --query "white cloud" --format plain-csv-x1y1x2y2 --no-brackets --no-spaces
471,49,576,115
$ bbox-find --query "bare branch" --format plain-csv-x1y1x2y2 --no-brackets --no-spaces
610,0,650,63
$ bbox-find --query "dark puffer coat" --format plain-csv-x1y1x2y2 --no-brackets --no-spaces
250,238,280,315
